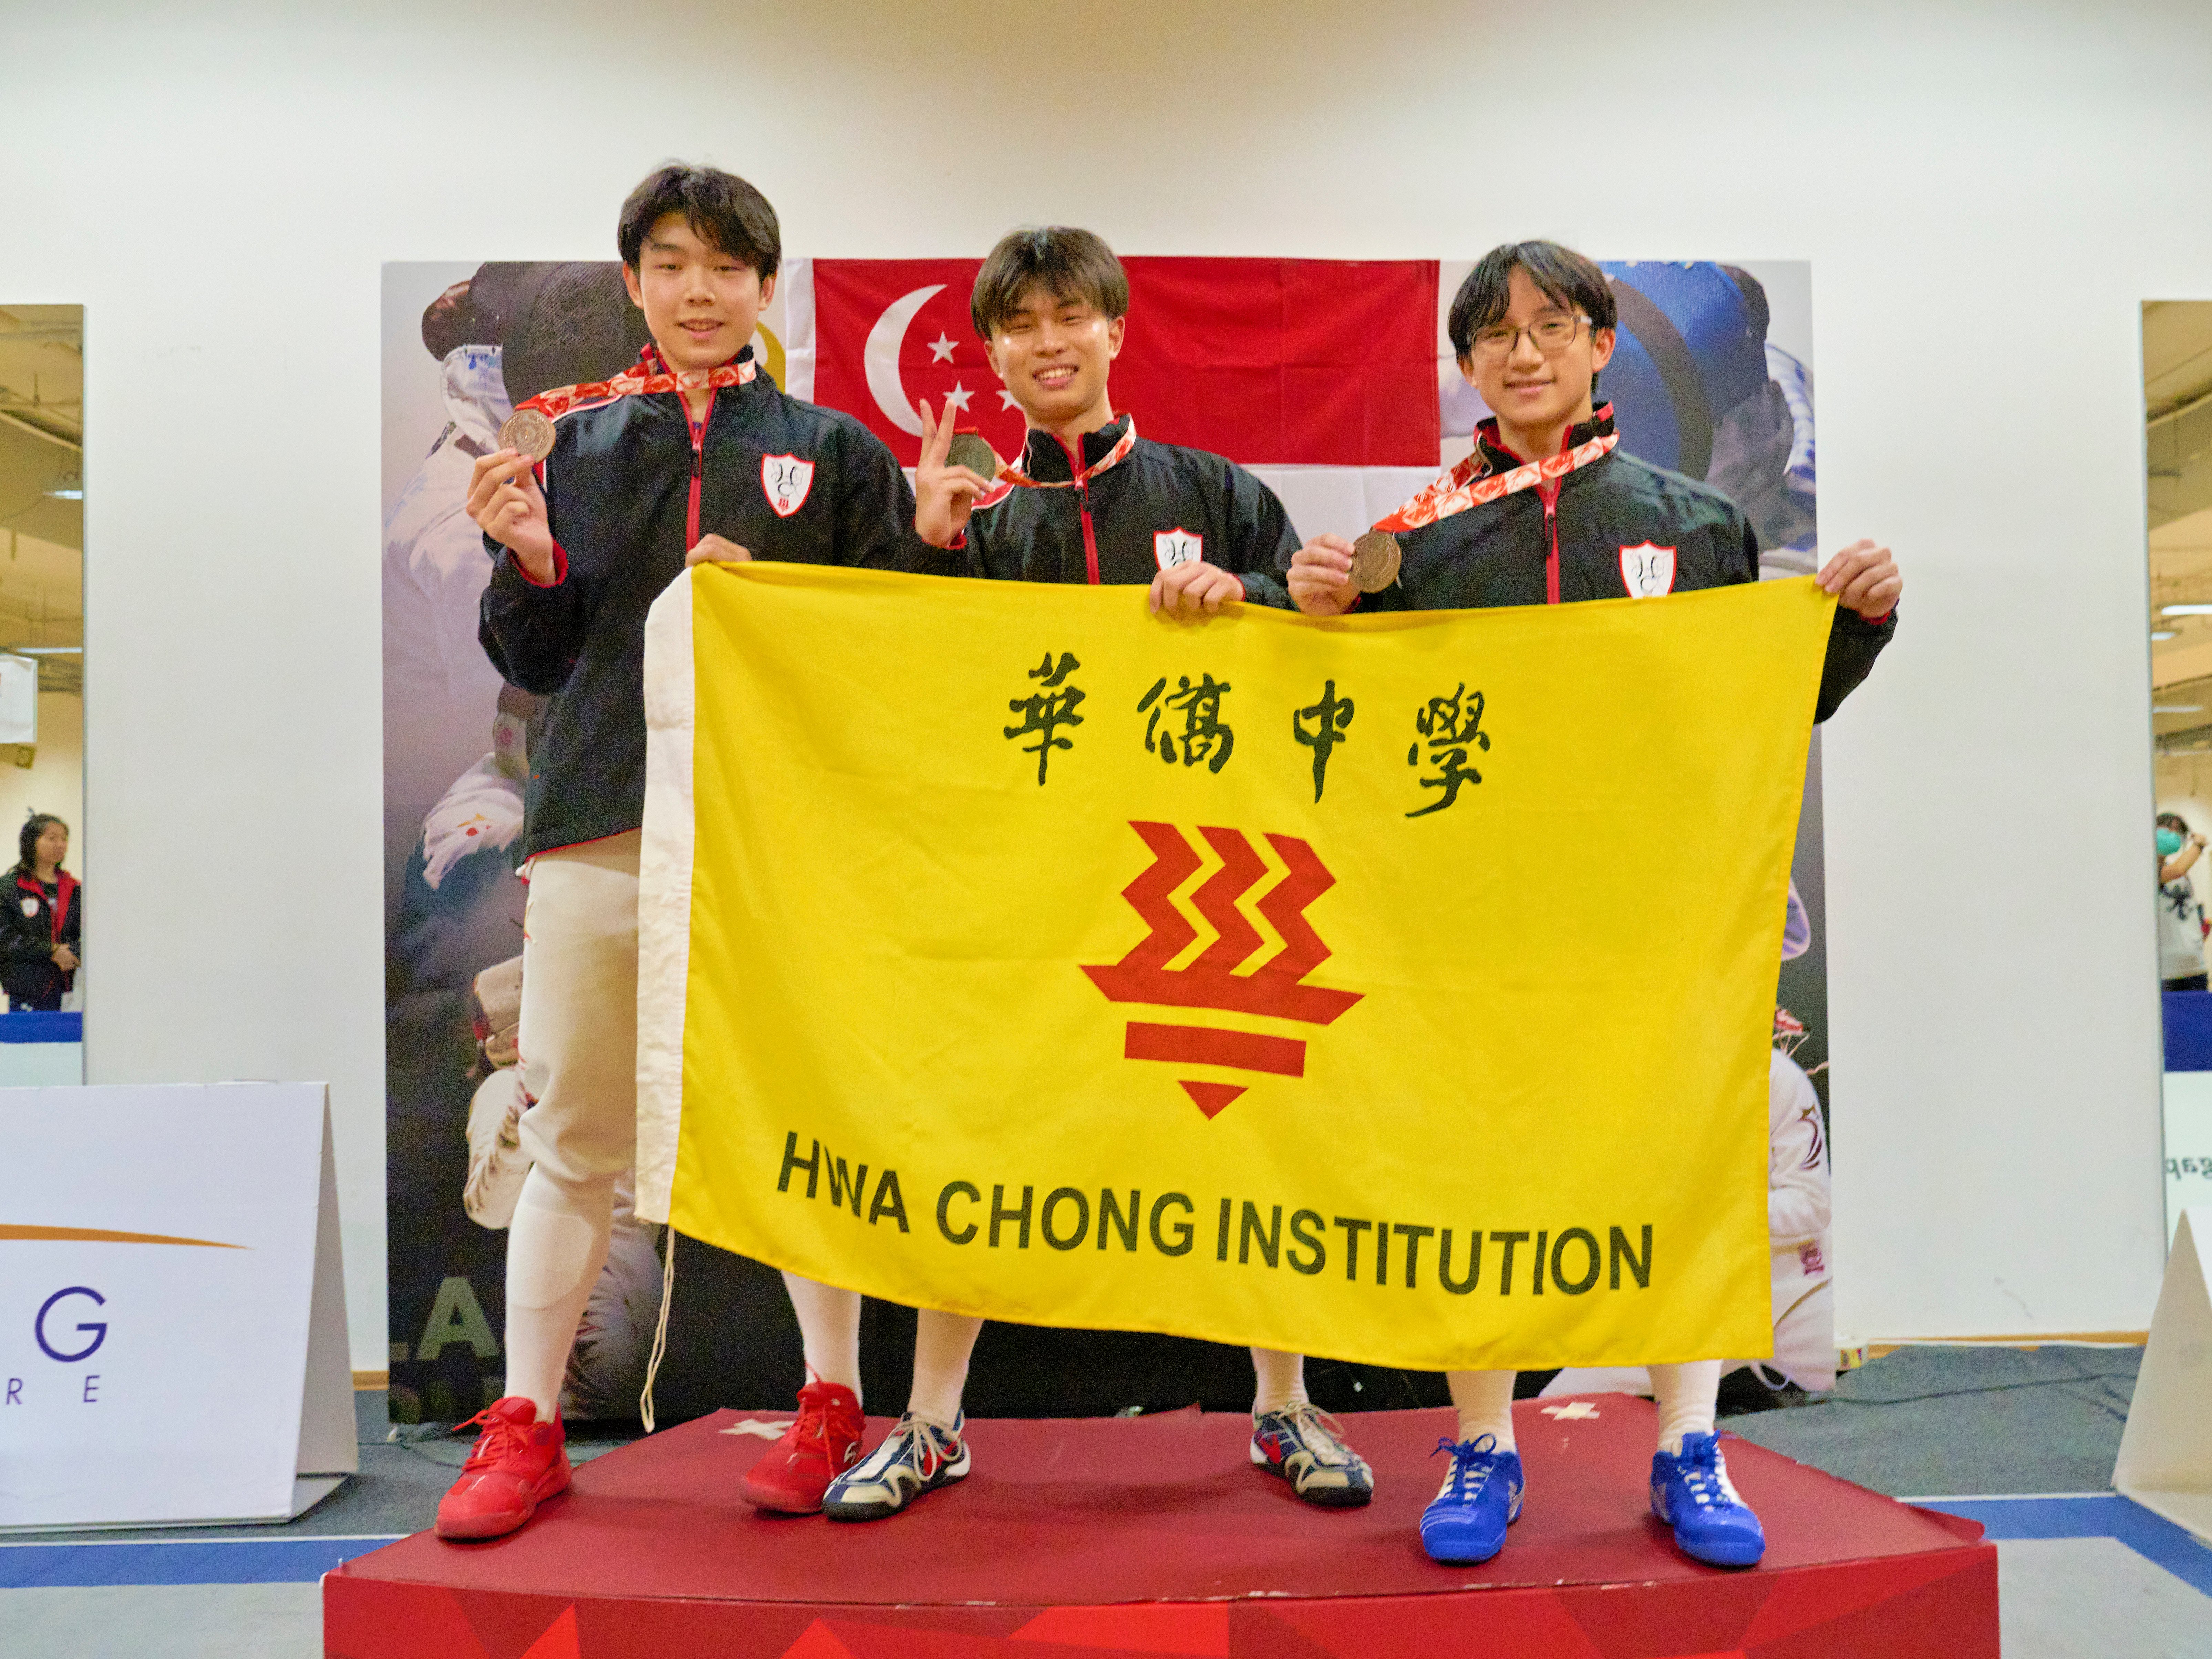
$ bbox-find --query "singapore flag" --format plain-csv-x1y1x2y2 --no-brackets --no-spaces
805,258,1443,536
810,260,1020,466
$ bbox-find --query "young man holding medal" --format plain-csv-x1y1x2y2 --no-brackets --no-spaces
1288,241,1901,1570
896,225,1377,1517
444,162,988,1539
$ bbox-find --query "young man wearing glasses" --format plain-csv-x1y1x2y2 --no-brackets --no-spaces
1288,241,1901,1571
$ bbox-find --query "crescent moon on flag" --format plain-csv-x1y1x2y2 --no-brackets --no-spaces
864,283,945,436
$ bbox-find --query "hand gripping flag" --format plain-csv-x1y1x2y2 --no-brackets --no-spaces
636,568,1833,1371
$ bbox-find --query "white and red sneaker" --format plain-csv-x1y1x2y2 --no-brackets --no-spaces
435,1397,571,1541
738,1380,866,1514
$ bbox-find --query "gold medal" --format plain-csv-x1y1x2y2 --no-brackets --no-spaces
1351,530,1402,593
498,409,557,463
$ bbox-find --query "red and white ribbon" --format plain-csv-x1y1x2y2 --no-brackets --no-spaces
1374,430,1619,535
521,358,757,423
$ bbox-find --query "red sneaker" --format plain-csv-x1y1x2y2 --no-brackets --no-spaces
435,1397,571,1540
738,1380,865,1513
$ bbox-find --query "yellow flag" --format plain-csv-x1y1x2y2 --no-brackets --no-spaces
636,565,1831,1372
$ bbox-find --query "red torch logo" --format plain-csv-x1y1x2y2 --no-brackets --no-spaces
1082,822,1362,1118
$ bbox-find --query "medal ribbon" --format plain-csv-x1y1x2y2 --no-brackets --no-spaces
1373,428,1619,535
520,357,757,422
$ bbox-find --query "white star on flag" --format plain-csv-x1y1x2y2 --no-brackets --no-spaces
999,389,1022,410
942,382,973,412
928,333,957,363
1539,1401,1601,1420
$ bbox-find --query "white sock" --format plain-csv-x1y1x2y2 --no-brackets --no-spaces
906,1310,984,1431
1445,1368,1517,1451
1250,1348,1309,1416
780,1271,862,1401
503,1164,616,1421
1650,1360,1722,1454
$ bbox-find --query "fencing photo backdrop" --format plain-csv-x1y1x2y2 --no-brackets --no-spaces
381,255,1833,1419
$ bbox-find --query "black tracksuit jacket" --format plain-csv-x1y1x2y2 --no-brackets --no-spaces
0,869,78,1007
480,346,927,858
1345,408,1893,722
927,416,1296,606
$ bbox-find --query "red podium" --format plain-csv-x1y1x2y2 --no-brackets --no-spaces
324,1398,1998,1658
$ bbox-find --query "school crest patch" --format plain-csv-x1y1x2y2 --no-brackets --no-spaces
762,454,814,518
1154,527,1203,570
1619,542,1677,598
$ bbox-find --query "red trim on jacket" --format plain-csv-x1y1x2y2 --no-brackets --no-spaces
685,390,715,550
1054,435,1103,584
514,540,569,588
17,870,76,944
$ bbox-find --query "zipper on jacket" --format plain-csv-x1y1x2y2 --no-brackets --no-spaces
685,390,715,550
1057,434,1102,583
1078,482,1101,584
1540,483,1562,604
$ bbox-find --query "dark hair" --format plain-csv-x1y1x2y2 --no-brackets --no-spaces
15,813,64,876
2160,812,2193,835
1447,240,1617,361
971,228,1129,340
617,164,781,279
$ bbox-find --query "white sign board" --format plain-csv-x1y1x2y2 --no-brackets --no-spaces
0,1084,354,1529
2114,1206,2212,1545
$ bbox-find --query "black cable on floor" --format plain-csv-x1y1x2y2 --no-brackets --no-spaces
1815,1370,2137,1413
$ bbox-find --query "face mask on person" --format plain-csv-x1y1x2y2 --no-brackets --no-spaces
2159,828,2186,858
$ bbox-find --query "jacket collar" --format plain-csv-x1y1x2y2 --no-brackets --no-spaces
1017,414,1134,484
639,340,757,380
1474,402,1617,475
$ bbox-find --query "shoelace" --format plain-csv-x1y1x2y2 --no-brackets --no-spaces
1279,1403,1358,1467
902,1418,948,1480
452,1407,536,1473
1433,1432,1503,1500
791,1390,856,1463
1673,1436,1736,1510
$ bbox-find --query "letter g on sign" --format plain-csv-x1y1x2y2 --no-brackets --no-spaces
35,1286,107,1363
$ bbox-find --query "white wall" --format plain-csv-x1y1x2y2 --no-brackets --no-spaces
1,0,2195,1368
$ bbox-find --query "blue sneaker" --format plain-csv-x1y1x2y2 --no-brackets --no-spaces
822,1412,970,1522
1419,1434,1523,1564
1251,1403,1374,1507
1650,1432,1765,1567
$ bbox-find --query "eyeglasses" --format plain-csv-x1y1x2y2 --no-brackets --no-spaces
1467,315,1591,362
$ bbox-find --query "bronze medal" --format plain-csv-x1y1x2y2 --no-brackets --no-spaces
945,433,1001,479
1351,530,1402,593
498,409,557,463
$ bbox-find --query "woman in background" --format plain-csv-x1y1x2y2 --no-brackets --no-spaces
0,813,79,1012
2157,812,2208,992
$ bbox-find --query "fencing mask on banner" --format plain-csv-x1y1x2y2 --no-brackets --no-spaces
419,262,533,360
500,262,655,406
